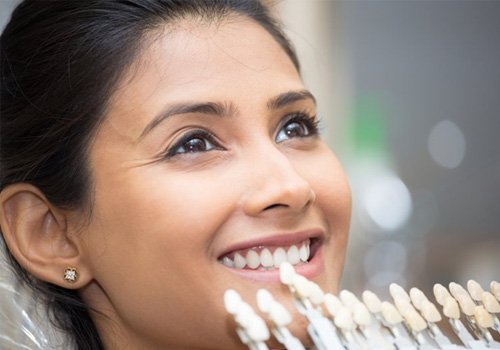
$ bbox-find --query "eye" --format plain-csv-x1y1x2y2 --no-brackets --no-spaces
164,130,220,158
275,113,319,143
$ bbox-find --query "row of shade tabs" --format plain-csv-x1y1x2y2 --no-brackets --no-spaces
224,262,500,350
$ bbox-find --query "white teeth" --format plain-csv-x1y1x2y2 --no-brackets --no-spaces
221,256,234,268
273,248,287,268
219,240,312,270
246,250,260,269
299,243,309,262
287,245,300,265
260,249,273,267
234,253,246,269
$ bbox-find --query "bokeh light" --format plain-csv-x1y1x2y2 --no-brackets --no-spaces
427,120,466,169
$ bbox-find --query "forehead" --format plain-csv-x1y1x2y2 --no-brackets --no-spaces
104,17,303,137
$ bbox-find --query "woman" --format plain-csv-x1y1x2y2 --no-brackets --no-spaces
0,1,351,349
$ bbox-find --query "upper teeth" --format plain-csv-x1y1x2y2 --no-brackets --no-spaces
219,240,311,270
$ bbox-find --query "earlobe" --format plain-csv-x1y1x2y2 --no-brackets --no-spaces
0,184,91,289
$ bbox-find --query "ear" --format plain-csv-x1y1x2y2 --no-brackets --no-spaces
0,183,92,289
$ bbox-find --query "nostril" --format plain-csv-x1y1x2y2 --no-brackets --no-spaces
263,203,287,211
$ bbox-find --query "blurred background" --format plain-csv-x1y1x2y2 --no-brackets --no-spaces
275,0,500,299
1,0,499,319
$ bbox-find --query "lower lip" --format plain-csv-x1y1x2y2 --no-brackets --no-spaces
222,247,324,283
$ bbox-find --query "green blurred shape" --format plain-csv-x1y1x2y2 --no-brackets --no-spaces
349,95,388,155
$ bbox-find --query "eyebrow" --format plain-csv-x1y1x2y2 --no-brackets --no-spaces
140,89,316,139
267,89,316,110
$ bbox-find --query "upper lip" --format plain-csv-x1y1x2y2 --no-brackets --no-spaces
217,228,324,259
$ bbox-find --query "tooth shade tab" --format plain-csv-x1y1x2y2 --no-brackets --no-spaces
362,290,382,313
491,281,500,301
455,293,476,316
405,310,427,333
224,289,243,315
235,303,255,327
232,300,270,343
324,293,343,317
334,306,355,331
352,303,372,326
339,290,360,308
467,280,484,302
409,287,428,310
482,291,500,313
394,298,416,317
449,282,468,299
256,289,292,327
256,289,274,313
381,301,403,325
292,274,312,298
443,297,460,319
390,283,411,303
268,301,292,327
421,301,442,323
308,281,325,305
279,262,295,285
433,283,452,306
474,305,494,329
246,315,270,342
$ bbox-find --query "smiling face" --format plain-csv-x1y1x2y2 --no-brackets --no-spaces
77,17,351,350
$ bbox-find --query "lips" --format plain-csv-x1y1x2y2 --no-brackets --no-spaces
217,230,323,271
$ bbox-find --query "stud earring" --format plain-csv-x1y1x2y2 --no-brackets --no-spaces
63,267,78,283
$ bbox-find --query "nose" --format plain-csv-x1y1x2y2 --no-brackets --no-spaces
241,147,316,217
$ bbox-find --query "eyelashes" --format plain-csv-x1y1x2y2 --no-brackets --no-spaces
162,111,320,160
275,111,320,143
163,130,222,159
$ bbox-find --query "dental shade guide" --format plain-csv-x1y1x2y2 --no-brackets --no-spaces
224,289,270,350
441,295,479,349
481,291,500,332
468,280,486,304
361,290,399,350
350,299,390,350
256,288,306,350
280,262,345,350
381,301,418,350
491,282,500,302
441,284,495,350
224,269,500,350
475,305,500,348
390,284,433,348
450,282,497,347
333,305,365,350
466,279,500,333
408,287,454,348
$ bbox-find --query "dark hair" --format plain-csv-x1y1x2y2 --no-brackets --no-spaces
0,1,299,349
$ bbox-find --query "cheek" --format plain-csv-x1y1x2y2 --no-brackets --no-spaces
315,153,352,244
82,167,242,345
88,166,237,258
300,148,352,221
316,167,352,224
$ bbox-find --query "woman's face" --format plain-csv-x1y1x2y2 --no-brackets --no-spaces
79,17,351,349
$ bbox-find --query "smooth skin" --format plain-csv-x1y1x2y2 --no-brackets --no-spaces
0,16,351,349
